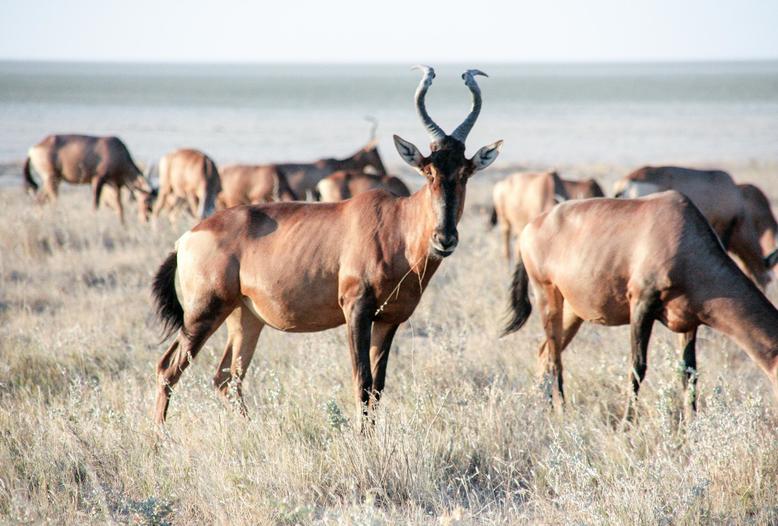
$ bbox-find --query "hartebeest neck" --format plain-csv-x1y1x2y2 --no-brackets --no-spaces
703,281,778,385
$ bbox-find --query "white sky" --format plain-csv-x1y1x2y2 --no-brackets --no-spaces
1,0,777,62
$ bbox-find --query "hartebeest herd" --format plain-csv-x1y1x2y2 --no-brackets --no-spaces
19,66,778,428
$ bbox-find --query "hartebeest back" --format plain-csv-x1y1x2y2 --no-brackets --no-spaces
316,170,411,202
151,148,221,222
503,191,778,419
151,66,502,425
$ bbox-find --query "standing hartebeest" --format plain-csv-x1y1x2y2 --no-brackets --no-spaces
150,148,221,222
503,191,778,420
316,170,411,202
216,164,298,208
613,166,777,288
490,171,604,264
151,66,502,424
23,134,153,224
739,183,778,268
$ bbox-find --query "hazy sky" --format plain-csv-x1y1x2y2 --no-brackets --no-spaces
1,0,777,63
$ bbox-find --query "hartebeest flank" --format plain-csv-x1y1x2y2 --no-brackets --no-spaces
216,164,298,208
503,191,778,419
739,183,778,268
613,166,775,287
316,170,411,202
23,134,152,224
151,66,502,424
490,171,604,264
151,148,221,222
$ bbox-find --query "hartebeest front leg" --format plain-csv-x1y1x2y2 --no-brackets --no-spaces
625,298,656,423
369,321,399,412
343,291,376,426
92,176,107,211
679,328,698,418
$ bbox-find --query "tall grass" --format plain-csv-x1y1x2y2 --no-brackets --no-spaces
1,164,777,525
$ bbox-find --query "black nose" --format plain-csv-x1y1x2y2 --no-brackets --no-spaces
433,231,458,250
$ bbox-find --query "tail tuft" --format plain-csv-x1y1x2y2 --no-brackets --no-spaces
23,157,38,193
502,256,532,336
152,251,184,340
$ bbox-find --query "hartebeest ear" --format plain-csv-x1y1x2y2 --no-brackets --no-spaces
393,135,424,168
471,140,503,172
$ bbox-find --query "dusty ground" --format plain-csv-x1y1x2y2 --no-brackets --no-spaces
1,161,777,525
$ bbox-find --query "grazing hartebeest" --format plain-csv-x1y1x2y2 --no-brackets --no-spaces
613,166,774,287
23,134,152,224
151,66,502,424
150,148,221,222
216,164,298,208
503,191,778,420
490,171,604,264
316,170,411,202
739,183,778,268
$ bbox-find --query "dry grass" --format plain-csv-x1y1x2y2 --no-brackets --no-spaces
1,163,777,525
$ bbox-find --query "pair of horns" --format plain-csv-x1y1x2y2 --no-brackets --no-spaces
413,65,487,144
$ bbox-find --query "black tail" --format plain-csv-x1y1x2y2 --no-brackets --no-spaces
488,206,498,229
152,251,184,340
22,157,38,193
502,256,532,336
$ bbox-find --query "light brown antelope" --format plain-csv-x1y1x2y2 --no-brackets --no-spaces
739,183,778,268
23,134,152,224
216,164,298,208
490,171,604,264
316,170,411,202
150,148,221,222
503,191,778,420
613,166,775,287
151,66,502,425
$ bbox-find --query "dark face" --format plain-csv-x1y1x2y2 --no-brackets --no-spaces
421,141,473,258
354,144,387,176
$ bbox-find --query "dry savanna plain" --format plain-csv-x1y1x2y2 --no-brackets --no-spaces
1,160,778,525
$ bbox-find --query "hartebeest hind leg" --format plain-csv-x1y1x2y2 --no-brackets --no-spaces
154,301,233,424
624,296,657,423
679,329,698,416
213,306,265,416
537,285,566,410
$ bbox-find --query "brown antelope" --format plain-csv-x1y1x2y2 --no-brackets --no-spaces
490,171,604,264
150,148,221,222
23,134,152,224
216,164,298,208
316,170,411,202
503,191,778,420
150,66,502,424
613,166,776,287
739,183,778,268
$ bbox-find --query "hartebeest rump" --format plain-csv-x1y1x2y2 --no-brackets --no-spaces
23,134,152,224
739,183,778,268
151,66,502,424
151,148,221,222
503,191,778,419
216,164,298,208
490,171,604,264
613,166,776,287
316,170,411,202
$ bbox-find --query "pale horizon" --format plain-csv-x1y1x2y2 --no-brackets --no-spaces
1,0,777,63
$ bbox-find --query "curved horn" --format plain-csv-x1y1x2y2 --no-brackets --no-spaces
364,115,378,142
411,65,446,143
451,69,488,143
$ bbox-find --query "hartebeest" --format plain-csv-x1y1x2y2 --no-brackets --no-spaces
151,148,221,222
739,183,778,268
613,166,776,287
490,171,604,264
216,164,298,208
151,66,502,424
503,191,778,419
23,134,152,224
316,170,411,202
